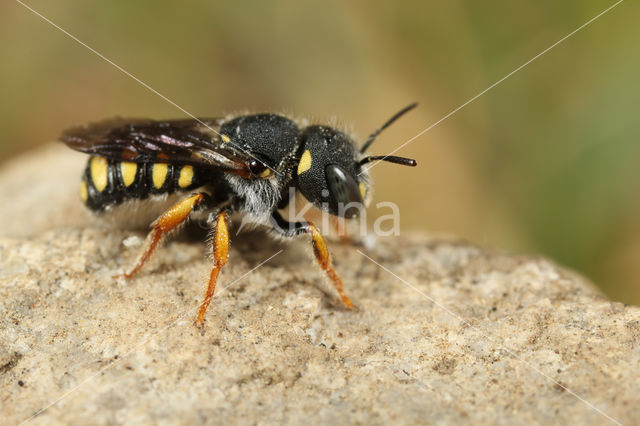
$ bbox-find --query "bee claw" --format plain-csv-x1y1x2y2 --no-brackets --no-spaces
113,272,133,282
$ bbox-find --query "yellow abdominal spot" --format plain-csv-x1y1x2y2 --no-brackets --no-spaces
178,165,194,188
90,156,108,192
297,150,312,175
120,161,137,187
359,182,367,200
152,163,169,189
79,181,88,202
221,134,231,143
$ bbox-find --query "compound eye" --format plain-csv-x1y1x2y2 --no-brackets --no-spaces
248,159,271,178
325,164,363,218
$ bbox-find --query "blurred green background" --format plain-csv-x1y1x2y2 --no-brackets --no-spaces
1,1,638,303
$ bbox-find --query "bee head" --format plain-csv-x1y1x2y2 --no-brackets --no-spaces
296,104,419,219
296,126,367,218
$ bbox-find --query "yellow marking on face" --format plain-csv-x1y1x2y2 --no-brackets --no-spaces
178,165,194,188
79,181,88,202
120,161,137,187
152,163,169,189
221,134,231,143
90,156,108,192
359,182,367,200
259,168,271,178
297,150,312,175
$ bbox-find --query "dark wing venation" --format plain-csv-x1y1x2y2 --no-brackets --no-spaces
61,118,249,171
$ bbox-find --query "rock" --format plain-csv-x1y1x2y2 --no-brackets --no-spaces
1,146,638,425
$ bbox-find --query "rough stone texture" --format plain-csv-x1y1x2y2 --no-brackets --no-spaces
1,146,639,425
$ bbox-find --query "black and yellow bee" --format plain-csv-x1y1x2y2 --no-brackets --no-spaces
61,104,417,326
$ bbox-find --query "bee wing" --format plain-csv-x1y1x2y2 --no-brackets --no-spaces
61,118,251,171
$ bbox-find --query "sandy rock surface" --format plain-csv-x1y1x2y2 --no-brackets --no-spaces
1,146,639,425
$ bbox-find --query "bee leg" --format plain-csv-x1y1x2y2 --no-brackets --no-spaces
308,222,355,308
115,192,209,280
195,211,230,327
271,212,354,308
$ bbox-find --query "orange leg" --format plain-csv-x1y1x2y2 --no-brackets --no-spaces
194,211,230,327
308,222,354,308
115,193,206,280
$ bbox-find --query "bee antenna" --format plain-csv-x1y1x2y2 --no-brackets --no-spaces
359,155,417,167
360,102,418,153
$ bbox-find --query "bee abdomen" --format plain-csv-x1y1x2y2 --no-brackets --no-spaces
80,156,204,211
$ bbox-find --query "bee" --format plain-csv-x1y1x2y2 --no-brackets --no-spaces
61,104,418,326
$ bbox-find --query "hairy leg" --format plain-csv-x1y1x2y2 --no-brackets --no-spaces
271,212,354,308
195,211,230,327
115,192,208,280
